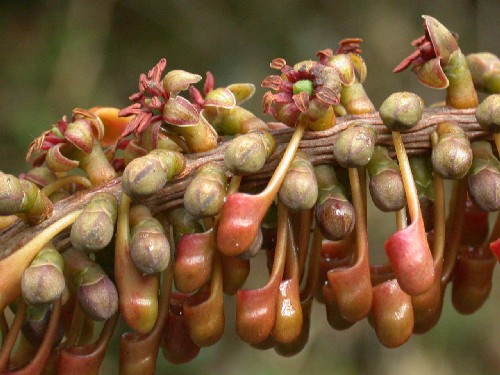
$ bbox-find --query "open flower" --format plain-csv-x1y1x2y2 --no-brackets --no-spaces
393,15,459,88
262,58,341,129
119,58,202,138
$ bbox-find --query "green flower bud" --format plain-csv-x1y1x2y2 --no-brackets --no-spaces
162,70,202,94
466,52,500,94
367,146,406,212
122,149,185,198
21,243,65,305
278,153,318,211
70,192,118,253
475,94,500,133
225,131,276,175
23,166,57,187
63,247,118,321
129,205,170,274
167,207,204,244
22,304,63,347
0,173,53,224
431,122,472,179
314,165,355,241
333,121,377,167
468,141,500,211
184,163,228,217
0,172,26,215
379,92,424,131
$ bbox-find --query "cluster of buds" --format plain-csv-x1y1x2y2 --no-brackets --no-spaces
0,15,498,374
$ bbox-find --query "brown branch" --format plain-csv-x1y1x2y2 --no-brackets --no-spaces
0,107,488,259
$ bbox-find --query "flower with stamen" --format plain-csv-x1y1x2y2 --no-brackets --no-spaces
262,58,341,130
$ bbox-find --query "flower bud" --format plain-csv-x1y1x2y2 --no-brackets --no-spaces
0,171,26,215
167,207,203,244
122,149,185,198
224,131,276,175
431,122,472,179
70,193,118,253
278,153,318,211
22,304,63,347
129,205,170,274
379,92,424,131
23,166,57,187
63,247,118,321
468,141,500,211
184,163,228,217
475,94,500,133
333,121,377,168
162,70,202,94
314,165,355,241
210,106,268,135
367,146,406,212
466,52,500,94
21,243,65,305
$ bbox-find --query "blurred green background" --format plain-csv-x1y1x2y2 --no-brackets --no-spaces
1,1,499,374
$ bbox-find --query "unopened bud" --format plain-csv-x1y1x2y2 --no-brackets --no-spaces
279,153,318,211
70,192,117,252
122,149,185,198
225,131,276,175
379,92,424,131
184,163,227,217
129,205,170,274
468,141,500,211
333,121,377,167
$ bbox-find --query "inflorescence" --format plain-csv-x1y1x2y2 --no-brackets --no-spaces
0,15,499,374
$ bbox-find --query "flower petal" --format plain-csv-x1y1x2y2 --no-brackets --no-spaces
423,15,459,64
227,83,256,105
293,92,309,113
45,143,79,172
204,87,236,109
163,96,200,126
162,70,202,94
414,57,449,88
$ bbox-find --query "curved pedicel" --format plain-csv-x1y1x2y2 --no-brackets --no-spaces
0,302,27,372
272,221,303,344
0,210,81,313
4,299,61,375
370,279,414,348
57,313,118,375
161,293,200,364
326,168,372,323
114,194,159,334
119,261,172,375
183,254,224,347
217,117,307,256
174,228,216,294
412,145,446,334
236,202,288,344
385,132,435,296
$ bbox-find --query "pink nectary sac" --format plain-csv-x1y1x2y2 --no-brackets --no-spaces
384,215,435,296
491,239,500,262
174,229,215,294
217,192,269,256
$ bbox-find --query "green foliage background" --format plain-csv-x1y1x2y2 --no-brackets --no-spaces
0,1,499,374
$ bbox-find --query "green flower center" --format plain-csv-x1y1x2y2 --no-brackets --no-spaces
292,79,314,95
